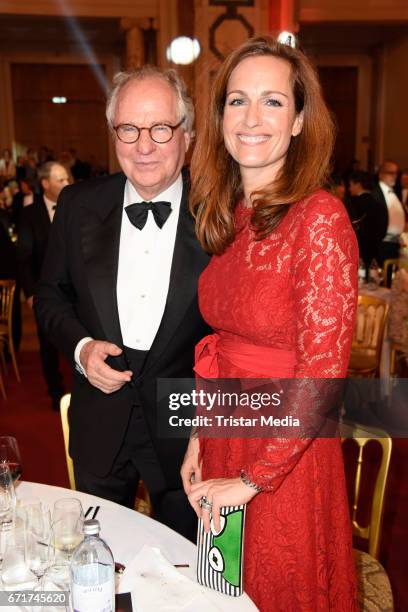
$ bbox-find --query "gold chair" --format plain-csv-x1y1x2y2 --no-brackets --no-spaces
341,422,393,611
59,393,151,515
383,258,408,289
0,280,20,382
0,356,6,399
60,393,76,490
348,296,389,377
390,341,405,377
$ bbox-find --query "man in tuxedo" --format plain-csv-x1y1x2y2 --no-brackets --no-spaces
35,67,209,541
348,171,387,269
17,161,70,408
371,160,405,265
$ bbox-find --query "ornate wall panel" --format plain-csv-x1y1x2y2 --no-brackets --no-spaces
193,0,269,133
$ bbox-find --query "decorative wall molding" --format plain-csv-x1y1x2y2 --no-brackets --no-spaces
193,0,268,133
208,2,254,61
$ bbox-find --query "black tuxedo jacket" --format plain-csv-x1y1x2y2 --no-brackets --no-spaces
349,192,387,264
17,195,51,298
35,171,210,487
371,184,390,240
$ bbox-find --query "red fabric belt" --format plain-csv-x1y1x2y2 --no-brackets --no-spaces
194,333,296,378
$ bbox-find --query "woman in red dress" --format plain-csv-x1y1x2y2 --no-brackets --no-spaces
181,37,359,611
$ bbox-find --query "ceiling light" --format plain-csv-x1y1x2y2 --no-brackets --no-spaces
166,37,200,65
277,31,297,48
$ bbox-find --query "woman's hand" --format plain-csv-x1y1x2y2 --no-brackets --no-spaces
188,477,259,533
180,436,202,495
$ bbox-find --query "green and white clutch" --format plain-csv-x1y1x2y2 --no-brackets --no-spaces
197,504,246,596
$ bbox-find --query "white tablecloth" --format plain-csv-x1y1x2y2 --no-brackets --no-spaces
14,482,258,611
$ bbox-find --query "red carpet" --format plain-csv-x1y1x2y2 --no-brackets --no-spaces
1,348,407,610
1,350,71,488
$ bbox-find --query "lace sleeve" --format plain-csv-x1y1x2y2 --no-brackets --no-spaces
292,194,358,378
243,194,358,492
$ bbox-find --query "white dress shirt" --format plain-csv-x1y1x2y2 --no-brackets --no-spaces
379,181,405,236
74,175,183,369
43,195,57,222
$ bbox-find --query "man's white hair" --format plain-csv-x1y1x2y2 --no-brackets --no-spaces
106,65,194,134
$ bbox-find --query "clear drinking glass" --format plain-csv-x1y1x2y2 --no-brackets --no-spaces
51,499,84,567
0,461,16,527
0,518,33,588
20,500,51,578
50,517,83,563
40,563,70,612
0,436,22,482
53,498,84,525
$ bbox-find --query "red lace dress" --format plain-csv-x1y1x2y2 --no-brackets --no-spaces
196,191,359,611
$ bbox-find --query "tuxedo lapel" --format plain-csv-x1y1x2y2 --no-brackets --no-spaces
36,196,51,233
80,174,126,362
144,172,207,374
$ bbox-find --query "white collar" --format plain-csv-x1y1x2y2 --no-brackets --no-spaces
379,181,394,195
124,174,183,209
43,194,57,211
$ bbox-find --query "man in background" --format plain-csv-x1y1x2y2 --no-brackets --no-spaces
17,161,70,409
348,171,387,269
372,160,405,264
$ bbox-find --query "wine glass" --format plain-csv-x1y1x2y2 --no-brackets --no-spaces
0,437,22,482
0,462,16,527
51,498,84,563
52,498,84,525
19,499,51,578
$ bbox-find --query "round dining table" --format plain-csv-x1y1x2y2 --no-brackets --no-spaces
14,481,258,611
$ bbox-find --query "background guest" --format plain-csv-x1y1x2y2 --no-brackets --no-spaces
0,149,16,182
349,170,387,269
17,161,70,409
372,160,405,264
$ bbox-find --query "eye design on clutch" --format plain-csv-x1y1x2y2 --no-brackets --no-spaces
198,506,245,594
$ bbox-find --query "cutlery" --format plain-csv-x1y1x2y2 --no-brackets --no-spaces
84,506,93,518
114,561,190,573
92,506,100,520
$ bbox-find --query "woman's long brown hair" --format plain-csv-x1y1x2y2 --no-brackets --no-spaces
190,36,335,254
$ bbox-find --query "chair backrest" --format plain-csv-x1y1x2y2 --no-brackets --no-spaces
341,422,392,560
0,279,15,329
353,295,389,363
383,258,408,288
60,393,76,490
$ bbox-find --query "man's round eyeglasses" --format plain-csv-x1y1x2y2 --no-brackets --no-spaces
113,117,185,144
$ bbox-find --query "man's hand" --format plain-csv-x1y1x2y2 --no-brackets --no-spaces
180,436,202,496
80,340,132,394
27,296,34,308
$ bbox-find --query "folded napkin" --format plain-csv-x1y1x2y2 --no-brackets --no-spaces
118,546,222,611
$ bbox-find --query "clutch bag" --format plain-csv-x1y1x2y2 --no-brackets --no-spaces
197,504,246,596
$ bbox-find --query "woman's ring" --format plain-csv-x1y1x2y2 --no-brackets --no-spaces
199,496,213,512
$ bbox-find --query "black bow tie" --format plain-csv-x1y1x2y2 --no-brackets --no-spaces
125,201,172,230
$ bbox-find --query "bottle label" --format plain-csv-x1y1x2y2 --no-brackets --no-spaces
72,578,114,612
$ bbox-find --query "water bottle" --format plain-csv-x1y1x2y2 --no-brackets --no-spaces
70,519,115,612
358,258,366,287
